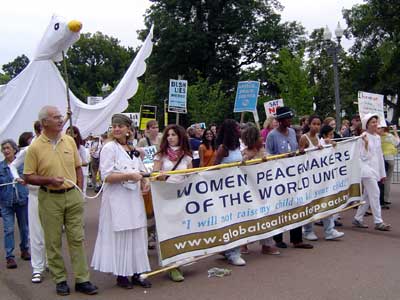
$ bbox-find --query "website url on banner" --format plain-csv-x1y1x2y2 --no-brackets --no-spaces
172,198,346,250
160,184,360,257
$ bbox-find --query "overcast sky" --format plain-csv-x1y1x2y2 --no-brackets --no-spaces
0,0,364,68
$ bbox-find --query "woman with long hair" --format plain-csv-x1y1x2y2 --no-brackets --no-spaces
214,119,246,266
241,123,280,255
91,114,152,289
261,116,278,143
199,128,216,167
153,124,192,282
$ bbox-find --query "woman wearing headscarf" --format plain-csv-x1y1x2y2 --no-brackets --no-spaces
91,114,152,289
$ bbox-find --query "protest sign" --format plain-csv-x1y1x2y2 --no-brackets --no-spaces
142,145,157,171
358,91,386,127
169,79,188,113
264,99,284,117
151,140,361,266
139,105,157,131
122,112,140,127
234,81,260,112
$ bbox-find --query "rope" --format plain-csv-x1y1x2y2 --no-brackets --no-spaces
64,178,104,199
0,180,17,187
149,136,362,179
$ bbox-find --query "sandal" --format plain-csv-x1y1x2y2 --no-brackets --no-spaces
31,273,42,284
374,223,391,231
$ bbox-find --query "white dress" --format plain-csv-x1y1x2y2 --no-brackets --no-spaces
91,141,151,276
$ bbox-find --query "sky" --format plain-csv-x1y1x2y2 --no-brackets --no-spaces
0,0,364,68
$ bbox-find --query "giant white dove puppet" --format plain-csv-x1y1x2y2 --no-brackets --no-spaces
0,15,153,141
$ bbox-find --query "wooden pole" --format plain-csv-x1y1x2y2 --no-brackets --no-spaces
62,51,74,136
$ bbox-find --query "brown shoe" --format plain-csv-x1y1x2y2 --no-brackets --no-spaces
6,258,17,269
293,242,314,249
21,251,31,261
261,245,281,255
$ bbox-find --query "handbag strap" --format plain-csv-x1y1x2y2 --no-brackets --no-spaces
165,155,185,180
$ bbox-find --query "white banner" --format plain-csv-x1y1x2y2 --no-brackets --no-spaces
151,140,361,266
264,99,284,117
358,91,386,127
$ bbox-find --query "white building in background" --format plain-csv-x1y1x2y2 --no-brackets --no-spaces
87,96,103,105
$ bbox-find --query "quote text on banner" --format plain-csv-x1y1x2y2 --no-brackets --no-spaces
151,140,361,266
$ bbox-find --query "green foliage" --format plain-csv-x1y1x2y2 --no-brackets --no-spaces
343,0,400,123
0,72,11,84
60,32,136,101
272,48,314,116
138,0,306,119
2,54,29,79
187,76,232,126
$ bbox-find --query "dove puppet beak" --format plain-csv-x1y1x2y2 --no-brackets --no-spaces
68,20,82,33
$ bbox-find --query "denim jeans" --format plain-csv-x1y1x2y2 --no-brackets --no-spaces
303,215,335,237
225,247,241,260
1,203,29,259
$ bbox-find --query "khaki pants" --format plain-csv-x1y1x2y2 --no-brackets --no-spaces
38,188,90,284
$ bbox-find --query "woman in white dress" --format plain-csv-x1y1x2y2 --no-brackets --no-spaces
91,114,152,289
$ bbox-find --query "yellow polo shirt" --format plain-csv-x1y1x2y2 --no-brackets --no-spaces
24,133,81,189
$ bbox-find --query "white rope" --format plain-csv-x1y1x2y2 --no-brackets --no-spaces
64,178,104,199
0,180,17,187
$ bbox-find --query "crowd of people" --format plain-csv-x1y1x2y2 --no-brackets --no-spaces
0,105,398,296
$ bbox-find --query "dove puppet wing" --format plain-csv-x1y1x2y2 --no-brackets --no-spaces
0,15,153,142
71,25,154,138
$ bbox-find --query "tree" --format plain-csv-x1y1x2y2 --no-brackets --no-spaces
138,0,306,116
2,54,29,79
271,48,314,116
187,75,232,126
343,0,400,123
0,72,10,84
61,32,136,101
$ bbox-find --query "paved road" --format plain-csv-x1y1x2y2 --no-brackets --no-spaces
1,184,400,300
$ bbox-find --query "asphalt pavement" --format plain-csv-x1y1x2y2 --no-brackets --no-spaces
1,184,400,300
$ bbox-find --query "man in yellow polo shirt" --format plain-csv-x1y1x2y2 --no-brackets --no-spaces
24,106,98,296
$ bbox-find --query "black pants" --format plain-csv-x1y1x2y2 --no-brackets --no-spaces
378,160,389,205
273,226,303,244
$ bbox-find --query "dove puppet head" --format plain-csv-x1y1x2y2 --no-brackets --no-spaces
33,15,82,62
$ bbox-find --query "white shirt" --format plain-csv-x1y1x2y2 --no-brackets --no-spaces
100,141,147,231
359,132,386,180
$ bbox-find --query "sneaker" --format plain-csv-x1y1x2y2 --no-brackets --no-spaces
31,273,42,284
6,258,17,269
56,281,70,296
275,241,288,249
227,256,246,266
21,250,31,261
303,232,318,241
352,219,368,228
374,223,391,231
75,281,98,295
325,230,345,240
261,245,280,255
116,276,133,289
168,268,184,282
